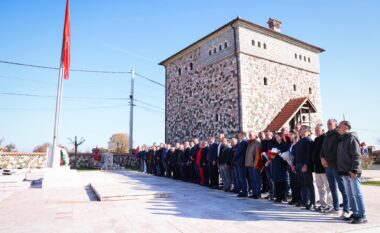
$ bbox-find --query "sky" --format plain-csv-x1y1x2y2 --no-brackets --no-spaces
0,0,379,152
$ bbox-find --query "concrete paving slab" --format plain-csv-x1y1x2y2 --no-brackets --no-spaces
0,169,379,233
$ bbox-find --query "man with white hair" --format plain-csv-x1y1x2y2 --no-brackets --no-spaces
321,118,349,218
337,120,367,224
245,131,262,199
313,123,332,212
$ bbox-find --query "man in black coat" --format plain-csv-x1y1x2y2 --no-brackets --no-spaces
182,141,191,181
190,138,200,183
200,141,209,186
293,125,315,210
172,143,180,179
155,144,164,176
208,136,219,189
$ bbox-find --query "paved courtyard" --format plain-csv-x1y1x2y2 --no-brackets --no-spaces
0,169,380,233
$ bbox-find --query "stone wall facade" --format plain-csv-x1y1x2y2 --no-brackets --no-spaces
162,18,324,144
166,55,240,144
239,53,322,133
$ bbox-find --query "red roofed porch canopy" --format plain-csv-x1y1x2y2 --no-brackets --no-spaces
265,97,317,132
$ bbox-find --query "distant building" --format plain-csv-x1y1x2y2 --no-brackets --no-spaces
160,17,325,144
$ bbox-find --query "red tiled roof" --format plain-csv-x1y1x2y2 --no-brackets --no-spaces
265,97,316,132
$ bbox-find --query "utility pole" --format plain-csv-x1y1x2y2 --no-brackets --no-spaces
129,68,135,155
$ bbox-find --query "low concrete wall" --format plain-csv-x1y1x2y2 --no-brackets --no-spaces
0,152,138,170
0,152,46,169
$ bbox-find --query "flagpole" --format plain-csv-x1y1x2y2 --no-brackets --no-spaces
49,0,70,168
50,63,64,168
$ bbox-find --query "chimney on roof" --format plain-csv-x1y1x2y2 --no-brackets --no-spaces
267,18,282,32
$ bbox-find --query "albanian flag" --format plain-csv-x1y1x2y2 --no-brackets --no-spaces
62,0,71,80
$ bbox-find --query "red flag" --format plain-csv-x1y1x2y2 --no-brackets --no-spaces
94,146,99,161
135,146,140,160
62,0,71,80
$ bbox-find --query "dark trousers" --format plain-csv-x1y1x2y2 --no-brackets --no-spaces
289,168,301,203
203,166,209,186
265,166,274,196
208,163,219,187
248,167,262,197
232,165,240,191
188,162,196,182
275,181,287,201
261,169,268,192
237,166,248,195
180,164,187,181
194,162,200,183
326,167,349,212
163,161,168,177
155,164,161,176
173,164,180,179
296,164,315,206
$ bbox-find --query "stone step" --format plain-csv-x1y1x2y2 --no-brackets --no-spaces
90,182,173,201
2,169,12,175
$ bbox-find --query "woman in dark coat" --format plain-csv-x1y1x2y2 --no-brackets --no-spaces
270,132,290,202
200,142,209,186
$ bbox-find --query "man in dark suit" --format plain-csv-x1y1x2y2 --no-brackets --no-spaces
190,138,200,183
208,136,219,189
233,131,249,197
182,141,191,181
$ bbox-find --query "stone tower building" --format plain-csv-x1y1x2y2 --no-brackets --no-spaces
159,17,325,144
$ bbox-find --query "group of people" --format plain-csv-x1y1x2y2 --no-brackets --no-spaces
136,119,367,224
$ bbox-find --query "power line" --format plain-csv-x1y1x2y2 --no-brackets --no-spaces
0,92,128,100
0,60,131,74
0,60,58,71
135,72,165,87
134,98,165,111
0,104,129,112
134,104,164,114
0,60,165,87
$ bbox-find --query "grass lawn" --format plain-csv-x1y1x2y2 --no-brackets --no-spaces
362,180,380,186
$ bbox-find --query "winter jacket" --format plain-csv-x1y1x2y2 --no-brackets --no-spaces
293,136,313,166
219,146,230,165
207,143,218,165
313,134,325,173
233,140,248,167
320,129,340,168
337,132,362,175
245,140,262,168
271,142,289,182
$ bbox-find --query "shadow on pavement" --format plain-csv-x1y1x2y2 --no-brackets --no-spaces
108,170,342,223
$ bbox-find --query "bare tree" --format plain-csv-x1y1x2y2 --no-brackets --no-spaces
68,136,85,165
108,133,129,153
4,143,16,152
33,142,52,152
